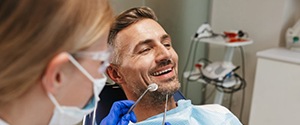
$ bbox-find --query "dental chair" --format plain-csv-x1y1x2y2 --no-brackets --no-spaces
83,82,185,125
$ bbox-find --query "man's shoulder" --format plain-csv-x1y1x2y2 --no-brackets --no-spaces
197,104,231,114
177,100,232,114
177,100,231,114
192,104,242,124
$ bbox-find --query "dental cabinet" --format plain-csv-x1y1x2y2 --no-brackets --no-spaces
249,47,300,125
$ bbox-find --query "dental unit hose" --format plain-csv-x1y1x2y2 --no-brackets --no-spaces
126,83,158,114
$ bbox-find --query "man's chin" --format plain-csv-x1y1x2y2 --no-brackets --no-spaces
145,76,180,97
154,75,178,85
144,86,177,105
156,82,180,95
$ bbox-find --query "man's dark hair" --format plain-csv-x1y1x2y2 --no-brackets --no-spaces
108,6,158,64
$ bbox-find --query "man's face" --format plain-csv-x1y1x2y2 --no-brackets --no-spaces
115,19,180,99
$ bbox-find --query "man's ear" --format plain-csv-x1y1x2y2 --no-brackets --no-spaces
42,52,70,94
106,64,125,84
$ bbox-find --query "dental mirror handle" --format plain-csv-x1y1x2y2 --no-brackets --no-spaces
126,88,149,114
126,83,158,114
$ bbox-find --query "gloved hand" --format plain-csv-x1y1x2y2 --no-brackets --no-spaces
165,122,171,125
100,100,137,125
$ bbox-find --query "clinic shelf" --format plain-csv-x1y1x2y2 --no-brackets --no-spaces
197,36,253,47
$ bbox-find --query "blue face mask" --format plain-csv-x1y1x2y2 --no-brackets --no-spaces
47,54,107,125
83,95,96,109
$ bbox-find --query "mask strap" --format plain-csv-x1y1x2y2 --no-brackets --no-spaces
48,93,63,112
68,53,104,125
67,54,95,82
92,100,98,125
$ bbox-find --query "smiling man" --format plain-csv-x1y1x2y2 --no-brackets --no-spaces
105,6,242,125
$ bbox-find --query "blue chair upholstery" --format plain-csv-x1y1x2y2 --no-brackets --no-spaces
83,83,185,125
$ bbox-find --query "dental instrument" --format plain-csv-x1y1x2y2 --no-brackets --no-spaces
162,94,168,125
126,83,158,114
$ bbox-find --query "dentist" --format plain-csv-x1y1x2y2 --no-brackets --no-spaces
0,0,135,125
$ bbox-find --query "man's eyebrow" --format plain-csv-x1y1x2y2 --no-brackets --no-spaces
134,34,171,52
137,39,153,46
137,34,170,46
133,39,153,53
161,34,171,41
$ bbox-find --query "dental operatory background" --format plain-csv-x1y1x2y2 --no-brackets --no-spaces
109,0,300,125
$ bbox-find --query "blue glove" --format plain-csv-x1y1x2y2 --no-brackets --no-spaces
100,100,137,125
165,122,171,125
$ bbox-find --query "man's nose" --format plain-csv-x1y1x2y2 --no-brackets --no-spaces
155,45,172,63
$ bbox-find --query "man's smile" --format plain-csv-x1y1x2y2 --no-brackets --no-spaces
151,67,172,76
150,66,175,81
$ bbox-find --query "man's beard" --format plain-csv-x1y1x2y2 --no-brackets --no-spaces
130,76,180,108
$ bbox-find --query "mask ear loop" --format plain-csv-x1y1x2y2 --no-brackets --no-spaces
47,93,63,112
92,101,98,125
67,54,95,82
47,54,92,113
68,54,100,125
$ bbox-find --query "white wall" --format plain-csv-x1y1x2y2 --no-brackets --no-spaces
109,0,145,14
210,0,300,124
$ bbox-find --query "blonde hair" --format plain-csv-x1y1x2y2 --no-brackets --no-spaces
0,0,113,103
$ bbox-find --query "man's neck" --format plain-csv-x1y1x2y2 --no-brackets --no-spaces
133,96,177,122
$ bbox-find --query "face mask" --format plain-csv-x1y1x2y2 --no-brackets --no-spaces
48,54,107,125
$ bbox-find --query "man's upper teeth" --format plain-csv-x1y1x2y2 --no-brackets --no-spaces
153,68,172,76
